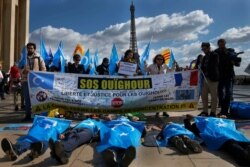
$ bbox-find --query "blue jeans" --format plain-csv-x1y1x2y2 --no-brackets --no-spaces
15,141,48,155
218,78,233,115
61,128,93,157
22,82,31,118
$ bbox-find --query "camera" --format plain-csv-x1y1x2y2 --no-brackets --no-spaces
227,48,244,67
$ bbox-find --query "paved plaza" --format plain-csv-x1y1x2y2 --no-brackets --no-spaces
0,85,249,167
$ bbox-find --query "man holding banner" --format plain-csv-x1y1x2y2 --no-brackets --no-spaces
20,42,46,122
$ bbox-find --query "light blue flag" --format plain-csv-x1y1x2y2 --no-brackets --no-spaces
96,117,145,152
58,41,63,50
53,46,64,68
17,115,71,143
168,49,175,69
74,119,100,135
60,52,66,73
94,49,99,68
40,38,48,62
109,44,119,75
89,56,96,75
45,48,53,66
81,49,90,70
195,117,250,150
140,42,151,75
157,123,195,147
18,46,27,68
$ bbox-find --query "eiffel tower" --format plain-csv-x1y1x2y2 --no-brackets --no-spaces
129,1,139,63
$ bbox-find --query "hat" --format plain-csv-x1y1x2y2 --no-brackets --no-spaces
201,42,210,47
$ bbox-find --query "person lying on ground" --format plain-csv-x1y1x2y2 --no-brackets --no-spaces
48,118,100,165
184,114,250,166
97,116,145,167
143,122,202,154
1,116,71,161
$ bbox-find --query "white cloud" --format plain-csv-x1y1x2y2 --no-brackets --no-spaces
29,10,213,61
29,10,249,75
217,26,250,43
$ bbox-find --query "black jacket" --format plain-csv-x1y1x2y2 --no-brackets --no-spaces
96,64,109,75
214,48,234,79
201,51,220,82
67,63,90,74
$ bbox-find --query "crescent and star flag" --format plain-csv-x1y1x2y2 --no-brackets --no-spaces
29,72,54,90
195,116,250,150
17,115,71,143
96,117,145,152
73,119,100,135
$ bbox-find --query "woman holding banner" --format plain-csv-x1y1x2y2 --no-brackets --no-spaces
145,54,171,117
118,49,140,76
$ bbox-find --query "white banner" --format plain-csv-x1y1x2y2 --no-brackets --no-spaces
28,70,200,114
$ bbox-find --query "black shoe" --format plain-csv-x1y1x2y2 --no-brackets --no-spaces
54,141,68,164
155,112,159,117
217,112,228,118
49,139,56,158
29,142,44,160
197,112,208,117
209,112,216,117
120,146,136,167
48,139,62,162
1,138,18,161
170,136,189,154
102,149,117,167
163,112,169,117
182,136,202,153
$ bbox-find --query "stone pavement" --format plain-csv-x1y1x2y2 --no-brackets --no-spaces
0,85,249,167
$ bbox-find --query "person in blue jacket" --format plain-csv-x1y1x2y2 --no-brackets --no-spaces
184,115,250,166
97,116,145,167
156,123,202,154
1,116,71,161
48,118,100,164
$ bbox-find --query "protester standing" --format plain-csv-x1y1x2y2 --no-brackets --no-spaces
96,57,110,75
67,54,90,74
20,42,46,121
199,42,219,117
214,39,234,116
146,54,171,117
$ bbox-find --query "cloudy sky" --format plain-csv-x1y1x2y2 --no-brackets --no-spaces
29,0,250,75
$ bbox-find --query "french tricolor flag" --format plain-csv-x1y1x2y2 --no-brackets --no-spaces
174,70,198,86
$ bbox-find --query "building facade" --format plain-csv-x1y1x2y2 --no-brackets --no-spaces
0,0,29,71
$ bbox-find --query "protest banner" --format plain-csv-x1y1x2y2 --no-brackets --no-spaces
28,70,200,114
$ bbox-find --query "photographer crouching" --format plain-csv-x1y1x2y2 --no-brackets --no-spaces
215,38,243,117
